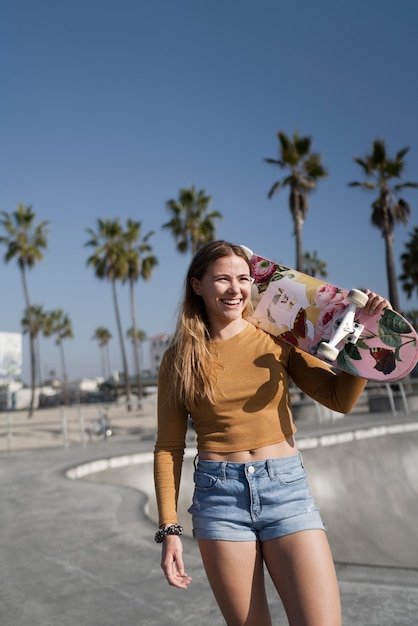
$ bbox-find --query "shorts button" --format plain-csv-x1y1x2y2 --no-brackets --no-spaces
248,465,255,474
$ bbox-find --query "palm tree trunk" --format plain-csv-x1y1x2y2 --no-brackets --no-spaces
129,279,142,409
36,335,42,386
112,279,131,410
100,346,106,378
295,217,304,272
290,186,304,272
59,341,68,404
384,231,400,311
21,267,36,417
105,344,111,378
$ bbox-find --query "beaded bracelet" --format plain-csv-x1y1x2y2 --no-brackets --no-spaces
154,524,184,543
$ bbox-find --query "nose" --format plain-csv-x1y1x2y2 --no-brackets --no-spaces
228,279,240,293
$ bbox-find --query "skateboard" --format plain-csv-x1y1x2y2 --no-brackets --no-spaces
241,247,418,382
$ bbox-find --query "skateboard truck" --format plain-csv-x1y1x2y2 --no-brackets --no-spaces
317,289,368,362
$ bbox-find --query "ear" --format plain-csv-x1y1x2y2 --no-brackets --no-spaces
190,277,202,295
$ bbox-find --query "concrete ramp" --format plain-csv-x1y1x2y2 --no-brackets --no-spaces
82,423,418,569
304,428,418,568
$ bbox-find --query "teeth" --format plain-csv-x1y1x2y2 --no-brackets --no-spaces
223,299,240,305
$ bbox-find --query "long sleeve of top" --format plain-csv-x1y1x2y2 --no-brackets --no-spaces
154,323,367,526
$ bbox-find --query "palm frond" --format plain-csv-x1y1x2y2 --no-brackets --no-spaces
264,158,284,168
371,139,387,165
267,181,281,199
394,181,418,191
396,146,410,161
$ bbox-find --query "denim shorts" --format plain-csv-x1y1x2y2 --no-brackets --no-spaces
188,452,326,541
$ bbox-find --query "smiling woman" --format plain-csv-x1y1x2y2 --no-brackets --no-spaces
153,240,390,626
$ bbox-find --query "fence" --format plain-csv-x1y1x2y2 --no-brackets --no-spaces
0,395,158,454
366,381,417,416
290,380,415,423
1,384,416,454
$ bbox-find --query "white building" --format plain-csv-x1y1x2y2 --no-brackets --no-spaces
0,332,22,378
149,334,171,376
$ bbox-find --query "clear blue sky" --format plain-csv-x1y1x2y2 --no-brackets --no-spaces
1,0,418,384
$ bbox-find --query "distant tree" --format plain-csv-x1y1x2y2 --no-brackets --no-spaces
21,304,46,385
303,251,328,278
48,369,57,381
265,130,328,271
349,139,418,311
0,204,49,416
21,305,45,385
127,328,147,390
44,309,73,404
163,185,222,255
127,327,147,346
85,219,132,408
399,226,418,301
93,327,112,379
123,220,157,407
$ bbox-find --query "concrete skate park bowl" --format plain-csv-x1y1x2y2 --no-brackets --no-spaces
68,421,418,569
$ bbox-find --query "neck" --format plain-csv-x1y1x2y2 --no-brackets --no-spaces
209,318,248,342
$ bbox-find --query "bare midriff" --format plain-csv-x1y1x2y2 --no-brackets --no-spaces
198,435,298,462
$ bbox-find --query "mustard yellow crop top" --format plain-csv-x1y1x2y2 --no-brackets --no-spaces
154,323,366,525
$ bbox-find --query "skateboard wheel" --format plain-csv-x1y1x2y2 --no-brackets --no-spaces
347,289,368,308
317,342,339,362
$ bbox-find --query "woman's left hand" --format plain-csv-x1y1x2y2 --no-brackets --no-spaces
362,290,392,316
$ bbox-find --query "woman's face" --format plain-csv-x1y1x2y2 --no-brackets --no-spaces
191,254,252,334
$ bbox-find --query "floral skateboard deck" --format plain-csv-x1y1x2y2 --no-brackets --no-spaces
243,248,418,382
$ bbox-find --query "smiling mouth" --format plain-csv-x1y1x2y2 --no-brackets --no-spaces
222,299,242,305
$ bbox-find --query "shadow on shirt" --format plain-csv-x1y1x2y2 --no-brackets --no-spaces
242,353,293,433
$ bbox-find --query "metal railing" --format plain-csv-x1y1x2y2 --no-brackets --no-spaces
0,395,158,454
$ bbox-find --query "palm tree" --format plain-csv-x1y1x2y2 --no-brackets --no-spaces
0,204,48,416
163,185,222,255
21,305,46,386
92,327,112,378
123,220,158,407
265,130,328,271
85,219,132,408
399,226,418,301
303,251,328,278
127,327,147,393
349,139,418,312
44,309,73,404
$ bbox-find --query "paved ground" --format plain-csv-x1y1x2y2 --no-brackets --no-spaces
1,394,418,625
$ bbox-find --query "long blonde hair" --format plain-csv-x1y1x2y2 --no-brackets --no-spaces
170,240,252,410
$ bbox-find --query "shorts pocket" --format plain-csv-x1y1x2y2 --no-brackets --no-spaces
276,461,307,486
193,469,220,492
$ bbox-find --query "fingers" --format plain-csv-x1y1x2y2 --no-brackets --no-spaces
164,568,192,589
363,289,392,316
163,551,192,588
